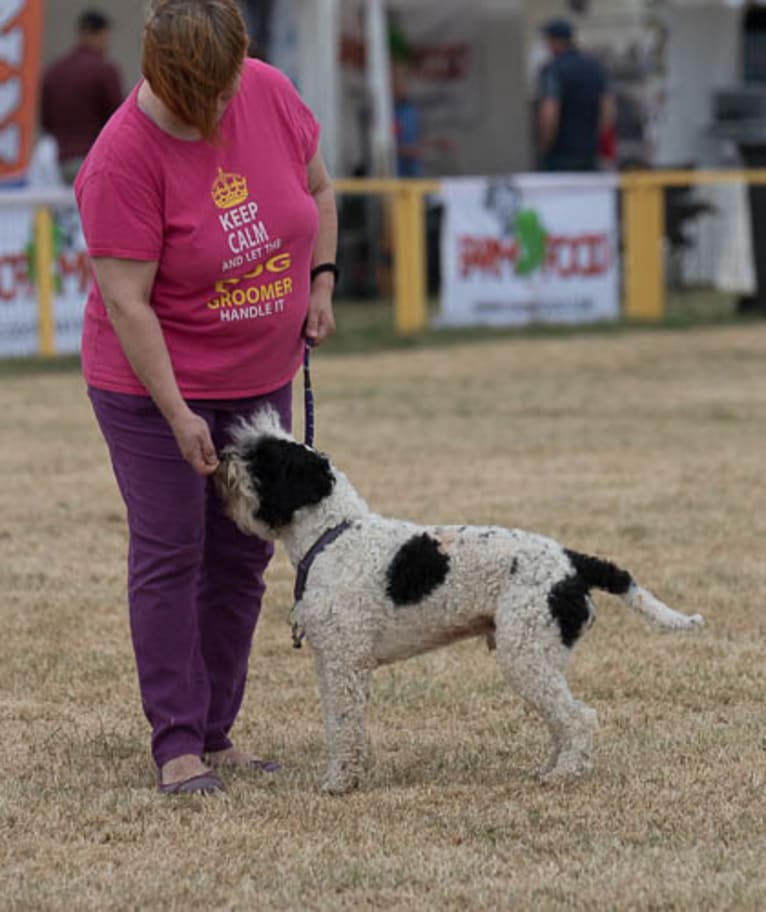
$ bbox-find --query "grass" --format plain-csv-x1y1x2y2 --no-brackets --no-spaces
1,323,765,909
3,291,761,374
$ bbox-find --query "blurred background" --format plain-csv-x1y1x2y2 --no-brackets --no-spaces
36,0,759,178
4,0,766,358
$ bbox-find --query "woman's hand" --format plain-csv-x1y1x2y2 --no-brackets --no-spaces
90,257,217,473
169,409,219,476
305,282,336,345
306,149,337,346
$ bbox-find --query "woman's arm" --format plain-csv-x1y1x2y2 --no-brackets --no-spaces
306,149,338,345
90,256,219,475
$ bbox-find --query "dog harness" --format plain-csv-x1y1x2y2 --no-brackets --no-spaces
291,519,353,648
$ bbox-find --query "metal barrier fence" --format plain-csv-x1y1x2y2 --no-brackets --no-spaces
334,178,439,333
1,172,763,357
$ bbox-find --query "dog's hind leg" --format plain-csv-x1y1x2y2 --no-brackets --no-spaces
495,615,597,783
313,650,371,795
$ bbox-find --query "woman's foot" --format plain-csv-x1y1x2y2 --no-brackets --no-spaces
205,746,281,773
158,753,225,794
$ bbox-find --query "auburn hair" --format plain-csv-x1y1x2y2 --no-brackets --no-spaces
142,0,247,141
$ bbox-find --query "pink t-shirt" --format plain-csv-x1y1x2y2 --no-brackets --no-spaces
75,58,320,398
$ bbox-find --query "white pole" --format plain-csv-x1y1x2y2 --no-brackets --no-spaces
313,0,341,176
296,0,341,176
366,0,395,177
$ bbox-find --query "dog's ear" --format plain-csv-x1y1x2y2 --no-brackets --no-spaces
245,438,334,527
217,450,251,498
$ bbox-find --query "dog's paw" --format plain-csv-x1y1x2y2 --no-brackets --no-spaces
537,762,592,786
320,774,361,796
535,756,560,779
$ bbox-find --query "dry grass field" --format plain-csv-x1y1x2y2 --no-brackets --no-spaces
1,324,765,910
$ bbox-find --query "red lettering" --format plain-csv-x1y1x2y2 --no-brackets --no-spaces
412,44,471,82
340,36,471,80
546,233,610,279
459,236,518,278
340,35,365,69
0,253,30,302
458,233,611,280
57,251,91,293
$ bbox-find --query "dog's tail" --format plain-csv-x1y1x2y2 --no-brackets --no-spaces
565,549,704,631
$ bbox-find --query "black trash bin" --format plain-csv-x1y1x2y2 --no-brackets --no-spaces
736,142,766,314
737,9,766,312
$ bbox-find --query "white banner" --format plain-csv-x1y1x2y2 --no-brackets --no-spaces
438,174,620,327
0,201,88,357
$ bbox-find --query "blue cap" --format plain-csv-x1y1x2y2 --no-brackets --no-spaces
542,18,573,40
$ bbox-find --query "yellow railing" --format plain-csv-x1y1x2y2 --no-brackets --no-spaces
24,170,766,355
34,206,56,356
340,171,766,334
620,168,766,322
334,178,439,334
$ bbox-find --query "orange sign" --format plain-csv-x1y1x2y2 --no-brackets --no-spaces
0,0,43,181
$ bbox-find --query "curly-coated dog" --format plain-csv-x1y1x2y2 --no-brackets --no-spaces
215,408,703,794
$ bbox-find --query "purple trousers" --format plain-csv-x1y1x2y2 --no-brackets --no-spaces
88,384,291,768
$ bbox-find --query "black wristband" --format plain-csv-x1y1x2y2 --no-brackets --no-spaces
311,262,339,284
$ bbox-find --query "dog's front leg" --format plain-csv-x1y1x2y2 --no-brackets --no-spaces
313,650,371,795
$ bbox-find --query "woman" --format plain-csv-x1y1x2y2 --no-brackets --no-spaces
75,0,337,794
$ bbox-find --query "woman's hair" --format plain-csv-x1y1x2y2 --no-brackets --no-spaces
142,0,247,141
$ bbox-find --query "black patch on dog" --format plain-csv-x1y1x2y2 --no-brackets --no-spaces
479,530,496,540
564,549,633,595
386,533,450,606
548,574,591,648
244,437,334,528
549,550,634,647
509,557,519,576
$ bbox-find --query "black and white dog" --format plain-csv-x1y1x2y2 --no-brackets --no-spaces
215,408,703,794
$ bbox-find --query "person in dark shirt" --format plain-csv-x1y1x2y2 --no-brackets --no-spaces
40,9,123,183
537,18,613,172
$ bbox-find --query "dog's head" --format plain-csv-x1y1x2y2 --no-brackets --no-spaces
215,407,335,539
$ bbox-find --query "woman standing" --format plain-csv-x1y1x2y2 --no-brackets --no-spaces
76,0,337,794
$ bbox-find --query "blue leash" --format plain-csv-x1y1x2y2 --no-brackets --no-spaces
303,339,315,447
292,337,316,649
293,338,354,649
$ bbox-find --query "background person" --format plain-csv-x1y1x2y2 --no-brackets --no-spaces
40,9,123,184
536,17,613,172
75,0,337,795
393,60,423,178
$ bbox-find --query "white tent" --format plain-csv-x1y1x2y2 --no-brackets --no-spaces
292,0,747,177
39,0,750,176
299,0,526,177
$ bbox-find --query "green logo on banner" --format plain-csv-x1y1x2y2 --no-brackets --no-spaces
514,209,547,276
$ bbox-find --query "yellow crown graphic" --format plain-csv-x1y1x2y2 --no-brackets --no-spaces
211,167,249,209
